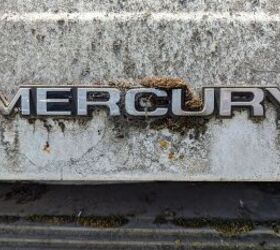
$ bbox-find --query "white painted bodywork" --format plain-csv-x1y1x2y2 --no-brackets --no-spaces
0,0,280,181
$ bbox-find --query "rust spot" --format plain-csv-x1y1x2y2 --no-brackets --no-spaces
43,141,50,153
168,152,175,160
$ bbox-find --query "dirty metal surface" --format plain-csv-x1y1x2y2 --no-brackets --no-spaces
0,182,278,220
0,182,279,249
1,1,280,181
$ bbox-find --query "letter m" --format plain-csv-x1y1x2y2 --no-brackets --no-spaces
0,88,30,115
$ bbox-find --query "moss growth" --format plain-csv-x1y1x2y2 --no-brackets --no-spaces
140,76,202,111
21,77,208,136
27,215,70,225
173,218,254,237
108,80,136,90
211,219,254,237
78,216,128,228
140,76,187,89
27,215,128,228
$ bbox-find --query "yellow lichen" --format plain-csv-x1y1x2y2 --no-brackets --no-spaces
158,139,169,149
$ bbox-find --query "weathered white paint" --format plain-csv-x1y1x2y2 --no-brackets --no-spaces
0,1,280,181
0,107,279,181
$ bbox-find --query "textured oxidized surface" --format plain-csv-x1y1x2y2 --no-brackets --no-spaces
0,0,280,181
